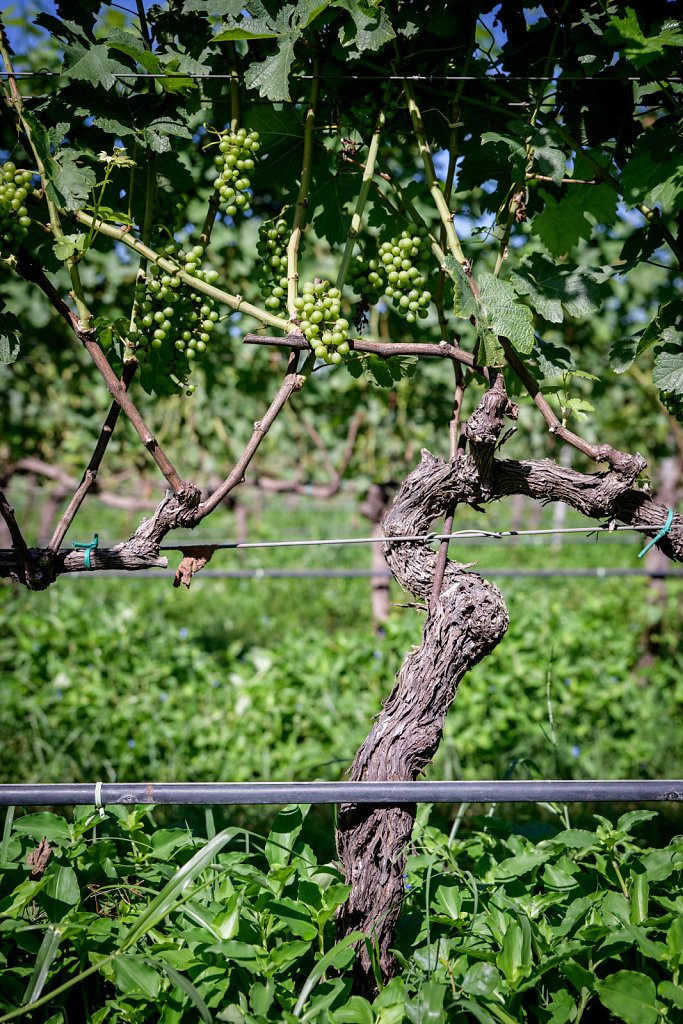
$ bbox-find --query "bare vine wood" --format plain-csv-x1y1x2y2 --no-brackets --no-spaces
335,380,680,995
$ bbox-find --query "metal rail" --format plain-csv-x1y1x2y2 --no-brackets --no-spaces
1,780,681,807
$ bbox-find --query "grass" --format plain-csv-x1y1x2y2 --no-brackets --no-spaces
1,490,681,846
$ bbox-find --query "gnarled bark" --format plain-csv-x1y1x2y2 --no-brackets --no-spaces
335,389,681,995
335,450,509,992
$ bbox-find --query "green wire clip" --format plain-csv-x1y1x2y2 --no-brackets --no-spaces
72,533,99,570
638,509,674,559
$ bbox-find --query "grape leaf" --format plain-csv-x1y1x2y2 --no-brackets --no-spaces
109,41,163,75
308,170,359,246
0,312,21,364
143,116,193,154
336,0,395,56
563,397,594,423
297,0,333,29
213,17,280,41
510,254,609,323
480,130,527,180
245,36,298,101
478,273,535,354
62,42,131,90
93,116,136,137
447,256,478,321
531,126,567,186
249,106,303,192
621,149,683,212
534,339,575,378
184,0,245,13
53,233,87,261
361,354,417,388
652,331,683,395
533,186,618,256
47,151,96,211
606,8,683,69
611,301,682,373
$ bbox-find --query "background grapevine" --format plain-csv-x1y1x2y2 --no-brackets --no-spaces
293,279,350,363
258,216,290,315
379,226,432,323
211,127,260,218
134,242,220,392
0,161,35,255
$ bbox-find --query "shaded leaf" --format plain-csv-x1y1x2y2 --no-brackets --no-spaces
0,311,22,364
510,253,608,323
245,36,298,102
659,981,683,1009
337,0,396,56
532,126,567,186
533,185,617,256
47,152,96,212
113,955,161,998
62,42,130,90
448,255,478,320
596,970,659,1024
652,334,683,395
265,804,306,868
13,813,71,842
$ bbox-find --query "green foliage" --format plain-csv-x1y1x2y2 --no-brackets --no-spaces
0,803,680,1022
0,495,681,805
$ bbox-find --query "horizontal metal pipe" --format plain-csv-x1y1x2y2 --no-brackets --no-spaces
1,780,681,807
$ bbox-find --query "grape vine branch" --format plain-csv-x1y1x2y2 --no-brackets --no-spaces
1,0,682,998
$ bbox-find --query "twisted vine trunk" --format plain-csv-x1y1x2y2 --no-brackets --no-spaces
335,451,509,992
335,380,679,995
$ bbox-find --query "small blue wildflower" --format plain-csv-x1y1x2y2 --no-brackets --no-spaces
373,651,382,659
211,679,220,688
179,627,188,639
55,690,63,700
571,745,580,759
128,739,136,748
159,692,168,703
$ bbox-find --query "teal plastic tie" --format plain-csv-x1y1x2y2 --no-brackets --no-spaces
638,509,674,559
72,533,99,569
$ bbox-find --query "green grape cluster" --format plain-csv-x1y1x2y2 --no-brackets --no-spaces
349,253,383,307
134,242,220,386
258,217,289,314
379,227,432,323
0,161,35,254
293,279,350,363
211,127,260,218
660,391,683,422
155,189,184,234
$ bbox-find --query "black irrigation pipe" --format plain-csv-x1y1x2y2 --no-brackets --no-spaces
1,780,682,807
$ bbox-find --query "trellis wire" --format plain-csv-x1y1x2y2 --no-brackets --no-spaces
157,523,672,552
1,780,681,807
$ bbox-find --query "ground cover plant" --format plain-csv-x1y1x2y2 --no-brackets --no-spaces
0,803,682,1023
1,0,683,1008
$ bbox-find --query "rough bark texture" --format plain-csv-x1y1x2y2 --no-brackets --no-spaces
335,392,682,995
336,450,509,991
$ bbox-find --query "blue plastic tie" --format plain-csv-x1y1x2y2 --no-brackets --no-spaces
72,533,99,569
638,509,674,559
